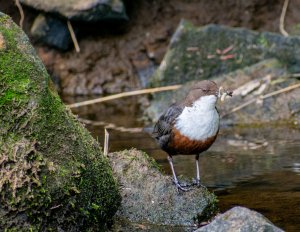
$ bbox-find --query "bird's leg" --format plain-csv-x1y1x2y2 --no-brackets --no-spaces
167,155,189,191
193,154,203,187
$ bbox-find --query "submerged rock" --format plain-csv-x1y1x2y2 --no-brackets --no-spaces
196,206,283,232
0,13,120,231
20,0,128,22
149,20,300,87
31,14,74,50
108,149,218,229
146,59,300,125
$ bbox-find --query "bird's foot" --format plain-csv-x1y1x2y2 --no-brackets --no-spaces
192,178,206,188
173,180,191,192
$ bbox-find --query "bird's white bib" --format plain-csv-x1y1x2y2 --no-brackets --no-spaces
175,95,219,141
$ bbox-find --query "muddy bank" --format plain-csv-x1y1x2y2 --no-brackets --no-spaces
2,0,300,95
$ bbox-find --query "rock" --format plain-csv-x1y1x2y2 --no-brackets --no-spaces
0,13,121,231
146,59,300,125
20,0,128,22
31,14,73,50
196,206,283,232
215,59,300,125
108,149,218,229
149,20,300,87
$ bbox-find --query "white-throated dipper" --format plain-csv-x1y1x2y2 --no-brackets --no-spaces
152,80,232,191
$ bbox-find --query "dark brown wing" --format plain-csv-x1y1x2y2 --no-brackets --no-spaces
152,104,183,153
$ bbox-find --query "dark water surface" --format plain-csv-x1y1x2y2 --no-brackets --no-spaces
65,96,300,231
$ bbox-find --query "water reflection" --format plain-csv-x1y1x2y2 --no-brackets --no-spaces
64,95,300,230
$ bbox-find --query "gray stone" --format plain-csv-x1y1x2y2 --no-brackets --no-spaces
108,149,218,228
20,0,128,22
31,14,73,50
149,20,300,87
196,206,284,232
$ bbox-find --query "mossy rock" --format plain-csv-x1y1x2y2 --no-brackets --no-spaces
0,13,121,231
149,20,300,87
109,149,218,230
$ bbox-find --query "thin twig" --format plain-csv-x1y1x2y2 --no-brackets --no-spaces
290,73,300,78
15,0,24,29
224,82,300,116
50,204,62,210
261,82,300,99
67,20,80,53
67,85,182,109
103,129,109,156
279,0,289,36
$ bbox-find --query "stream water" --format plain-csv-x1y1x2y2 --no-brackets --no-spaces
64,96,300,231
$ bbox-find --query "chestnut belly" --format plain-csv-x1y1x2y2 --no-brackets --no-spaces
168,128,218,155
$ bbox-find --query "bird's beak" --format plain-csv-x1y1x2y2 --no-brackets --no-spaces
218,86,233,102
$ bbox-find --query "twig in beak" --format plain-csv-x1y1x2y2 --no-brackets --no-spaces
218,86,224,98
219,86,233,102
221,92,227,102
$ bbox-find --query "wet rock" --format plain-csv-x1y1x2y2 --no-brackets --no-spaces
196,206,283,232
146,59,300,125
20,0,128,22
108,149,218,229
0,13,120,230
31,14,73,50
149,20,300,87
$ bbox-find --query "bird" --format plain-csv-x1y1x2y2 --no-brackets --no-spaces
152,80,232,191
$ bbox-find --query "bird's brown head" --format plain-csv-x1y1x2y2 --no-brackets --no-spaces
183,80,233,106
183,80,218,105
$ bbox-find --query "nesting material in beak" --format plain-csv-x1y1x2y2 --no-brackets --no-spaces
218,86,233,102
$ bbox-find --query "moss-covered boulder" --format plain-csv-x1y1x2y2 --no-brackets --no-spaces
109,149,218,230
0,13,121,231
149,20,300,87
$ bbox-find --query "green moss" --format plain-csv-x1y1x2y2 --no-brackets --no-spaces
0,13,120,231
140,150,162,171
257,34,269,48
197,190,219,223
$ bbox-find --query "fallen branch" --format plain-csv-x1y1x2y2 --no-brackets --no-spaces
67,20,80,53
68,85,182,109
279,0,289,36
224,82,300,116
15,0,24,29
